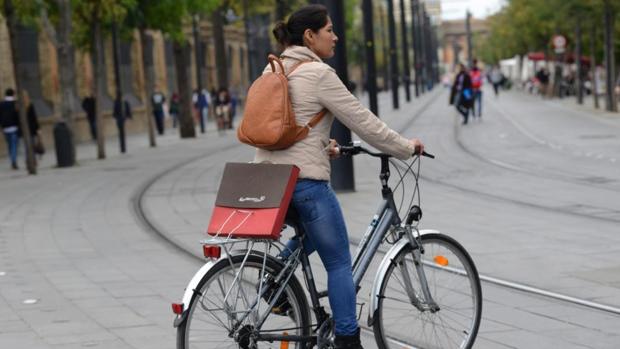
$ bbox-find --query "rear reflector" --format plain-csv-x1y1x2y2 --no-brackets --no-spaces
172,303,184,315
203,245,222,259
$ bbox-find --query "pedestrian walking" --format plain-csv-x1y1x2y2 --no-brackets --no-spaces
229,89,238,130
169,92,180,128
214,87,232,132
470,59,483,118
450,63,474,125
113,93,132,153
490,65,503,97
81,95,97,140
250,5,425,348
536,68,550,98
23,91,43,158
0,88,20,169
199,89,209,127
151,87,166,135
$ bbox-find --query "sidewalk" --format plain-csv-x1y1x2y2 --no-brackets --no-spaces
1,88,619,348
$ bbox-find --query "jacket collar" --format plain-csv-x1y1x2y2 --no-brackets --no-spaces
280,45,322,63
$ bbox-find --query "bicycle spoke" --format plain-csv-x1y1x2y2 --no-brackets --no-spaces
376,237,481,349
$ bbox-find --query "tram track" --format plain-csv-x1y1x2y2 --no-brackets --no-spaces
398,90,620,224
455,95,620,193
132,89,619,348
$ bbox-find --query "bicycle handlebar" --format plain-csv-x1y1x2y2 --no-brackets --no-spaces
338,143,435,159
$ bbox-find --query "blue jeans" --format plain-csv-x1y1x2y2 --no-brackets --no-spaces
473,90,482,117
281,179,358,336
3,130,19,165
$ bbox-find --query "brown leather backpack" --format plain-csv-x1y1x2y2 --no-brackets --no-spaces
237,54,326,151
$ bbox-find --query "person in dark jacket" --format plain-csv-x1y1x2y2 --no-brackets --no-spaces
450,63,474,125
169,92,180,128
23,91,43,157
113,93,132,153
151,87,166,135
81,95,97,140
0,88,20,169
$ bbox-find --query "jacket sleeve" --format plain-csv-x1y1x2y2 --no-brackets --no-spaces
317,67,415,160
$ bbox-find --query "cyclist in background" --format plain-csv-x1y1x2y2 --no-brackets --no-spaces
253,4,424,348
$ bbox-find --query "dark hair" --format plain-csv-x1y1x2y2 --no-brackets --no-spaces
273,4,329,47
5,88,14,97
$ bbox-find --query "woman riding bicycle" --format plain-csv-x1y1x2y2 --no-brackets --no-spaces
255,5,424,348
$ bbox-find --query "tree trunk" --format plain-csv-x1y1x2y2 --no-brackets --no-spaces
575,17,583,105
399,0,411,102
603,0,617,112
212,7,229,89
590,24,599,109
362,0,378,114
410,0,420,97
139,28,157,147
4,0,36,174
111,21,125,153
56,0,77,164
275,0,288,20
378,5,389,91
173,41,196,138
386,0,399,108
93,19,106,159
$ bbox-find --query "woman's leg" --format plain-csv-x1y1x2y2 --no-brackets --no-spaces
292,180,358,336
456,104,469,124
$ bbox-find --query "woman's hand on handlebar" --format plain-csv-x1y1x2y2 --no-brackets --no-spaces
326,139,340,159
409,138,425,156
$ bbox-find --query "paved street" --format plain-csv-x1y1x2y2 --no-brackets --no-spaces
1,88,620,348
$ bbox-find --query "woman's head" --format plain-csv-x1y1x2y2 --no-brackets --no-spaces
272,4,337,59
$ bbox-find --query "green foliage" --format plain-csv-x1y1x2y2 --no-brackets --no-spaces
72,0,136,49
0,0,44,26
476,0,613,64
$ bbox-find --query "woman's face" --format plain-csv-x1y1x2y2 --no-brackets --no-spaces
305,17,338,59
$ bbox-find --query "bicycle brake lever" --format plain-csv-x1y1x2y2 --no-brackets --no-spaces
421,151,435,159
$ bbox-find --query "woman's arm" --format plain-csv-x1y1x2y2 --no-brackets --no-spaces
317,68,416,159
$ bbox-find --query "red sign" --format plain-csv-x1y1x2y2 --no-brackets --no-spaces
552,35,566,53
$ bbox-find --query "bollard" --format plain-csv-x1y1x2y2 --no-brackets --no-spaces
53,122,75,167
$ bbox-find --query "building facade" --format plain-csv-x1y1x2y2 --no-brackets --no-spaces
0,17,253,158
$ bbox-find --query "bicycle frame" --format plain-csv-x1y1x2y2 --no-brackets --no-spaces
256,154,439,344
177,151,440,346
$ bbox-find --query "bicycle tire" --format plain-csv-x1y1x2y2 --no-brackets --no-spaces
177,253,312,349
374,233,482,349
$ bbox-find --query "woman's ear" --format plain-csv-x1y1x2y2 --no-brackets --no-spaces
303,28,314,45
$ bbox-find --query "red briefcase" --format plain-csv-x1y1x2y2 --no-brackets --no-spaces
206,163,299,240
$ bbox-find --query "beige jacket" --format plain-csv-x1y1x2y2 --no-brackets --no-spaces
254,46,415,180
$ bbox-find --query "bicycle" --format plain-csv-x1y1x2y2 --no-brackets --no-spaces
173,143,483,349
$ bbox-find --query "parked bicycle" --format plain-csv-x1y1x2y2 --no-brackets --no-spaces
173,143,482,348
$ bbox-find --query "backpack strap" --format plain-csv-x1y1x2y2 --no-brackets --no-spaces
286,60,309,77
268,54,285,73
294,109,328,141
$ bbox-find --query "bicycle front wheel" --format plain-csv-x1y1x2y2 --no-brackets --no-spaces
374,233,482,349
177,253,311,349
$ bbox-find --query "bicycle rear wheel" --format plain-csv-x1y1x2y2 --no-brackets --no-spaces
177,253,311,349
374,233,482,349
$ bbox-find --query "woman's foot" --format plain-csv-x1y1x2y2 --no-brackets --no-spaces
334,328,363,349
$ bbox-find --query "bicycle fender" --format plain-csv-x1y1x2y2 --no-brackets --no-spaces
367,229,439,327
174,256,227,327
174,250,285,328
